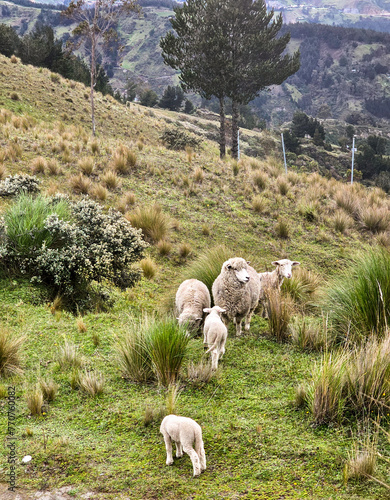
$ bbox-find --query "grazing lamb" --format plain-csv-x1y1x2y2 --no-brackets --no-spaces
212,257,260,336
258,259,300,315
203,306,227,370
160,415,206,477
175,279,211,331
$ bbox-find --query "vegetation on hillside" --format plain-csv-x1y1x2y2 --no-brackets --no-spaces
1,52,390,499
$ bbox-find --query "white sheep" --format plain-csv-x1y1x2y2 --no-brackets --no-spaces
203,306,227,370
212,257,260,336
258,259,300,315
160,415,206,477
175,279,211,331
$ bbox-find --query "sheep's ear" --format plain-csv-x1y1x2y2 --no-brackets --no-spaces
203,308,212,313
246,260,251,265
292,261,300,266
176,317,180,320
272,261,280,266
217,307,226,314
196,317,203,321
226,264,232,270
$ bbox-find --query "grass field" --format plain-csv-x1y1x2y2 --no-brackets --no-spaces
0,53,390,499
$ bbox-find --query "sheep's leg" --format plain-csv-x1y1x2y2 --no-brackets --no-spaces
163,434,174,465
211,350,218,370
245,311,253,331
183,445,201,477
235,318,243,336
176,441,183,458
195,441,206,472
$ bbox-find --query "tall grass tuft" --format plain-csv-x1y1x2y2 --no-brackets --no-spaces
265,288,293,342
187,361,214,385
290,316,333,352
0,328,24,377
144,317,190,387
275,219,290,239
78,370,104,396
323,247,390,343
283,267,321,311
304,351,347,425
358,206,390,234
166,383,182,414
57,340,83,370
126,204,171,243
140,257,157,279
344,433,378,484
26,385,44,416
40,379,59,402
115,317,155,384
3,193,71,256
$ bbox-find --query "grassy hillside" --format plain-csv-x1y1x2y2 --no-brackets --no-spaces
0,54,390,499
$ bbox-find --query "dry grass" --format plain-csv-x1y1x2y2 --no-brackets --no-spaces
70,173,91,194
252,170,268,190
157,239,172,256
47,159,61,176
26,385,44,416
40,379,59,402
90,183,108,201
178,242,192,259
31,156,47,175
193,167,204,183
275,219,290,239
187,361,214,385
140,257,157,279
358,206,390,233
264,288,293,342
0,328,24,377
78,370,105,396
90,140,100,154
277,176,289,196
101,170,121,190
344,433,378,484
334,186,360,218
76,317,87,333
252,195,267,213
126,204,171,243
333,211,354,233
57,340,83,370
78,157,95,176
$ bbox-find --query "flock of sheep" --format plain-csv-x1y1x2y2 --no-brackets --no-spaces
160,257,300,477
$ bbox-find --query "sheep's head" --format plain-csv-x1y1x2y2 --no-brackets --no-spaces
271,259,300,279
223,257,250,283
177,311,203,329
203,306,226,317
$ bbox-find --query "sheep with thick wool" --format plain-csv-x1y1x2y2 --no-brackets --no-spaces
212,257,260,336
203,305,227,370
258,259,300,315
160,415,206,477
175,279,211,331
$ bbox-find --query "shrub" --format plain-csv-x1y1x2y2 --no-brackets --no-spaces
1,196,147,304
160,128,201,150
144,317,190,387
0,328,24,377
0,174,40,197
50,73,60,83
323,247,390,343
127,204,171,244
10,92,19,101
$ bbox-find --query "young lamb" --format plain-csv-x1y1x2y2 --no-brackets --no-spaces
160,415,206,477
212,257,260,336
258,259,300,315
175,279,211,331
203,306,227,370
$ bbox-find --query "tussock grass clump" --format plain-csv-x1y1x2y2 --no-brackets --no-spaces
275,219,290,239
334,187,360,218
47,159,61,176
57,340,83,370
140,257,157,279
0,328,24,377
101,170,121,190
344,437,377,484
283,267,321,310
10,92,19,101
202,224,211,236
252,195,267,213
115,317,155,384
144,317,190,387
323,247,390,343
26,385,44,416
78,370,104,396
78,157,95,176
333,211,353,233
166,382,182,414
112,154,129,175
290,316,332,352
252,170,267,190
187,361,214,385
277,177,289,196
31,157,47,175
10,55,18,64
157,239,172,256
264,288,293,342
298,201,319,222
126,204,171,244
193,167,204,183
40,379,59,402
76,317,87,333
358,206,390,234
178,242,192,259
90,183,108,201
70,174,91,194
90,140,100,154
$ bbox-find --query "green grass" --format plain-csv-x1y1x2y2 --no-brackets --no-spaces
0,53,390,498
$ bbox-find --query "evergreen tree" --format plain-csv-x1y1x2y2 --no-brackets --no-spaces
159,85,185,111
0,24,20,58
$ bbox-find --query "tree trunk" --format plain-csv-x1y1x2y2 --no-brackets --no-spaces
219,97,226,159
231,99,239,160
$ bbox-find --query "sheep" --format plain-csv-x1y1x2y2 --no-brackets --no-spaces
212,257,260,336
160,415,206,477
175,279,211,331
203,306,227,370
258,259,300,315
